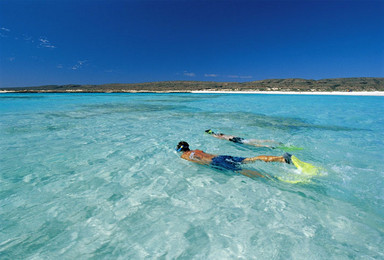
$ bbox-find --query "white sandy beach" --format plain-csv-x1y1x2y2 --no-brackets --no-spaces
1,90,384,96
191,90,384,96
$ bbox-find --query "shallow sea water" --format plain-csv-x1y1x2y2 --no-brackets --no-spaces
0,93,383,259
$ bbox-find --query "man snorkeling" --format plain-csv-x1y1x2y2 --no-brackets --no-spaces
176,141,292,179
205,129,281,148
205,129,303,152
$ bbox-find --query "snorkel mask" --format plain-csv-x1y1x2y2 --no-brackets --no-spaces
205,129,213,135
176,141,189,152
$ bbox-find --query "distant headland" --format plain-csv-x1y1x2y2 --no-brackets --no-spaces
1,77,383,93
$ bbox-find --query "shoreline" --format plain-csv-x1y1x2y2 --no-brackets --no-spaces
191,90,384,96
1,90,384,96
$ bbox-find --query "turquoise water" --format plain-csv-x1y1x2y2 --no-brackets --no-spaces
1,93,383,259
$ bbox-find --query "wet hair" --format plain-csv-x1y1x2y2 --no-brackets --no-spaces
176,141,190,152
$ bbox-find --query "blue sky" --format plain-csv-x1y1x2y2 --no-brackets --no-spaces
0,0,383,87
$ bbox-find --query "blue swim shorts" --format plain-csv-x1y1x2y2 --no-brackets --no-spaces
211,155,246,171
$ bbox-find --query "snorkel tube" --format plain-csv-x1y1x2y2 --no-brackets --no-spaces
176,141,189,152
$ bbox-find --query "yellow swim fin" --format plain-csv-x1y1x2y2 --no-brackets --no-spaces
277,155,322,184
291,155,320,176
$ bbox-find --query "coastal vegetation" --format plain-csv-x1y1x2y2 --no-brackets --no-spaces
1,77,383,93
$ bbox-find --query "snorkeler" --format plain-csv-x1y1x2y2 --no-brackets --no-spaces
205,129,303,151
205,129,281,148
176,141,292,179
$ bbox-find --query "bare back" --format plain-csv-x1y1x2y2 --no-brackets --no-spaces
181,150,216,165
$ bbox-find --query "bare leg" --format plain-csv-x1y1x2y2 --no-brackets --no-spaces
237,169,268,178
243,155,286,163
245,143,274,148
242,139,282,148
247,139,278,143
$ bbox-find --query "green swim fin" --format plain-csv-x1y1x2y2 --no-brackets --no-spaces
276,145,304,151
